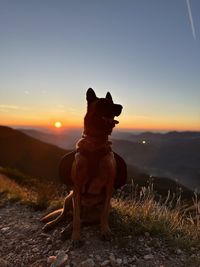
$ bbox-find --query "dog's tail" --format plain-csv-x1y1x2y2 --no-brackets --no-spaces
40,190,73,223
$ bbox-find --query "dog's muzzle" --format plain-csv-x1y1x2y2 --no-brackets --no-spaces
102,117,119,125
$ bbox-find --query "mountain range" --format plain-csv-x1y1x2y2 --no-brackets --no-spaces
0,125,199,198
20,127,200,190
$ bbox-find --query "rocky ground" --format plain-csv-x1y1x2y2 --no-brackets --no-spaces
0,202,200,267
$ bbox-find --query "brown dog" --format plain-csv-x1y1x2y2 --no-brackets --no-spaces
41,88,126,244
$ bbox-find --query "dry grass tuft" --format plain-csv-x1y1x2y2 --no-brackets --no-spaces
112,184,200,249
0,169,63,210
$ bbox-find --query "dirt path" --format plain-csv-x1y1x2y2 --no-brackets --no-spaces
0,201,199,267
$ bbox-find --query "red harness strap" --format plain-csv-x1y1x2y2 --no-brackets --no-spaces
77,146,112,179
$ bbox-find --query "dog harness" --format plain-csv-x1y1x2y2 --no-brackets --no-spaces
77,145,112,180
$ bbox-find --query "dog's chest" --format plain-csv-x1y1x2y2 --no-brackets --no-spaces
81,152,108,195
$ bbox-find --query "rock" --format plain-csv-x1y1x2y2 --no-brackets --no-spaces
176,249,182,255
32,247,39,253
128,256,137,263
101,260,110,266
144,232,150,237
46,237,52,244
95,255,101,261
116,258,122,265
50,251,69,267
109,253,116,266
47,256,56,264
145,246,151,252
30,259,47,267
80,258,95,267
144,254,154,260
1,227,10,232
0,258,9,267
123,257,128,264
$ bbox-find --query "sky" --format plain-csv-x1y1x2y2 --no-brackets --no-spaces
0,0,200,132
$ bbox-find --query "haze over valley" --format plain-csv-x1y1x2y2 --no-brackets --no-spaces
15,126,200,191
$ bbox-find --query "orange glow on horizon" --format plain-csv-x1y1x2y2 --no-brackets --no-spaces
1,115,199,132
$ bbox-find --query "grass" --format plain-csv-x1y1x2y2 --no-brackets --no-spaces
112,184,200,249
0,166,200,249
0,167,63,210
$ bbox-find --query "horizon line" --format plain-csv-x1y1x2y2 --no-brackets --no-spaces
1,124,200,133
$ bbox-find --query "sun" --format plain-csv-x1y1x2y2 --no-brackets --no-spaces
54,121,62,128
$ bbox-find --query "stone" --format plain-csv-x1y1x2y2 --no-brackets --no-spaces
95,255,101,261
109,253,116,266
30,259,47,267
32,247,39,253
0,258,9,267
46,237,52,244
1,227,10,232
80,258,95,267
144,254,154,260
144,232,150,237
47,256,56,264
116,258,122,265
123,257,128,264
176,249,182,255
50,251,69,267
101,260,110,266
145,246,151,252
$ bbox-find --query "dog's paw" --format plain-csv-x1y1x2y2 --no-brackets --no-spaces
71,230,83,248
101,228,113,241
71,239,84,248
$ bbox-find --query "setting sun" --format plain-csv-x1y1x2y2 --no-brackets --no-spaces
54,121,62,128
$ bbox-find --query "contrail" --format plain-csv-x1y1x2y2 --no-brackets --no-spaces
186,0,196,40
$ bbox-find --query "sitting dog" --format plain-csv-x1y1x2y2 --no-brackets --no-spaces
41,88,127,244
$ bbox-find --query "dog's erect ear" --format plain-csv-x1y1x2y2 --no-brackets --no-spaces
86,88,97,103
106,92,113,102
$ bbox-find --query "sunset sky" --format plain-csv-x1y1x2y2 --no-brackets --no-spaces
0,0,200,131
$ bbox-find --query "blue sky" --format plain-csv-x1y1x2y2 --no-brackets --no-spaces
0,0,200,131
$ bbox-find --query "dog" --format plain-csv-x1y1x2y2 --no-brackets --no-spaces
41,88,126,244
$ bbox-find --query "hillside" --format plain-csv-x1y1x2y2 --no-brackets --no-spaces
20,128,81,150
0,126,69,181
112,138,200,190
18,128,200,190
0,125,198,201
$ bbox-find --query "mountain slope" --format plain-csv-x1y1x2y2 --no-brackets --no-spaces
0,126,69,181
112,138,200,190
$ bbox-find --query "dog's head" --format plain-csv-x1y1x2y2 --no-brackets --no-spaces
84,88,123,137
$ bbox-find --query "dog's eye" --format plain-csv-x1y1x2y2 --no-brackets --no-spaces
113,104,122,116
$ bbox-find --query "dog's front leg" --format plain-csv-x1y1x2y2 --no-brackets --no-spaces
100,153,116,240
100,187,113,240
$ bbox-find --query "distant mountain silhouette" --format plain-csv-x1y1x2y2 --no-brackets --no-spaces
18,127,200,190
112,135,200,190
125,131,200,145
0,126,198,200
0,126,69,181
19,128,81,149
